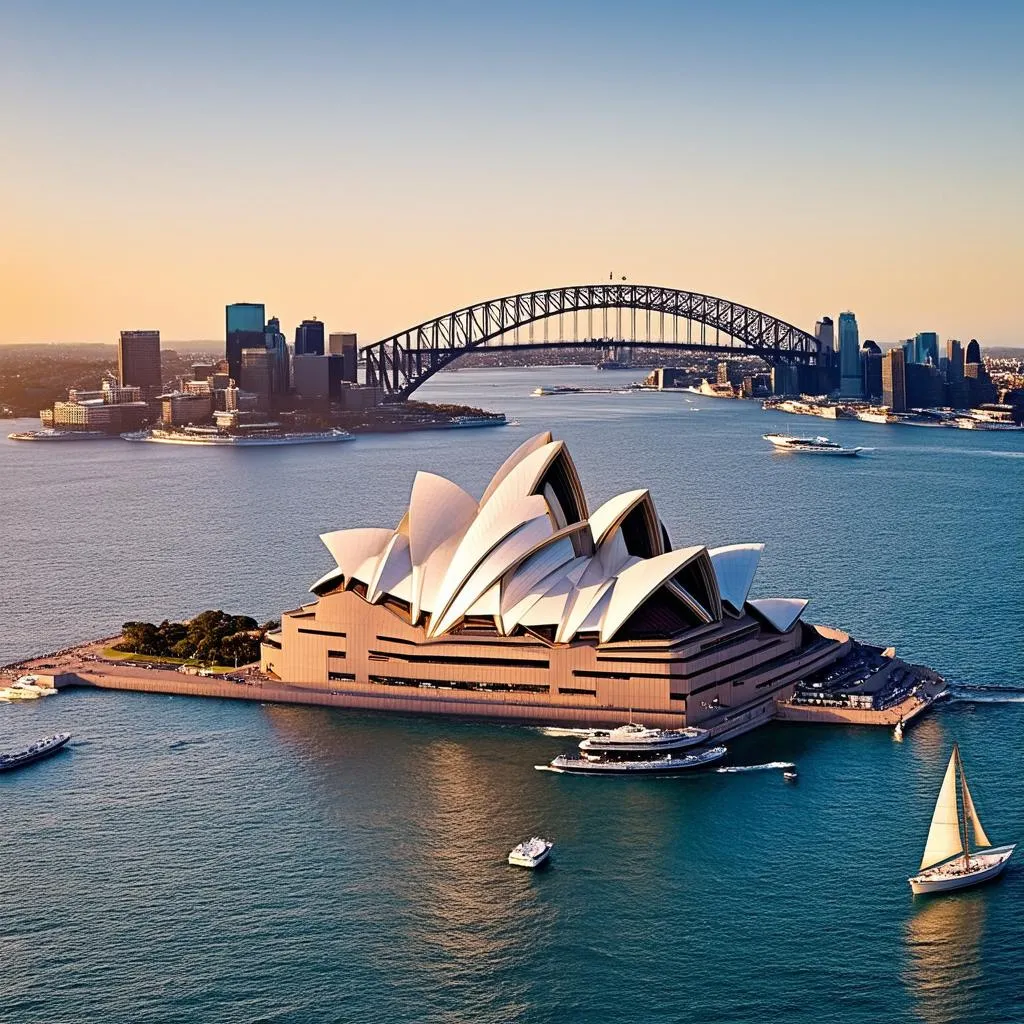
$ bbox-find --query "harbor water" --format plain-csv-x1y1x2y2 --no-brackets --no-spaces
2,367,1023,1023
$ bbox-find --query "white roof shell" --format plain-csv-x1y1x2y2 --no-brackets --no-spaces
710,544,764,614
747,598,809,633
309,434,797,645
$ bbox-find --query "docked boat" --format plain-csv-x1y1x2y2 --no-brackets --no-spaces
763,433,863,456
8,429,118,442
121,427,355,446
856,409,894,425
0,733,72,773
0,684,42,700
541,745,727,776
908,744,1015,895
508,837,553,868
578,722,709,754
894,720,905,741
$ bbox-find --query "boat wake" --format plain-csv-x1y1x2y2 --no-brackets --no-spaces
949,685,1024,704
534,764,565,773
716,761,796,773
535,727,593,738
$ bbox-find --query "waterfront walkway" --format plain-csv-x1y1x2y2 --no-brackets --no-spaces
4,637,944,731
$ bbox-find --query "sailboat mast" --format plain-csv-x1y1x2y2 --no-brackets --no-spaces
956,745,971,867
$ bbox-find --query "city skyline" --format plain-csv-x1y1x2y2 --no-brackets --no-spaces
2,0,1022,347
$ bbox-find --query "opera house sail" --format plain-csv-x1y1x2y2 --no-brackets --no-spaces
261,432,850,738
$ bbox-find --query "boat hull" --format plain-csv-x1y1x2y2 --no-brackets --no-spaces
909,845,1015,894
542,745,727,776
0,733,72,773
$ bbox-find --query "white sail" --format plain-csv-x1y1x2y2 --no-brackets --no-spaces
919,751,964,871
961,775,992,850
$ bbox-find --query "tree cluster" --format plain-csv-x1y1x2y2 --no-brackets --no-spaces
117,610,279,666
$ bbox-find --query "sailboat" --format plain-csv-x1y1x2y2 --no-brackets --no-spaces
908,744,1015,894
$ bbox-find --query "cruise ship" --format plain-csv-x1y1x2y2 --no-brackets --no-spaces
262,431,858,738
122,427,355,446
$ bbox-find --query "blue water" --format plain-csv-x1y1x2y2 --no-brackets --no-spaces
2,368,1023,1023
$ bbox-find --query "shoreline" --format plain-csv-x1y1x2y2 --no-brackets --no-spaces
5,636,946,733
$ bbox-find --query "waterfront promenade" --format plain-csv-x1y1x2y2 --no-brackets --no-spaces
5,636,944,732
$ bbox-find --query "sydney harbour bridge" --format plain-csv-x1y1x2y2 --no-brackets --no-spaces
361,283,823,401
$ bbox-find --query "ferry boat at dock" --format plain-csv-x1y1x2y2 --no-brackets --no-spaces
121,427,355,446
763,433,863,456
0,733,72,773
578,722,709,754
540,744,727,776
8,428,119,442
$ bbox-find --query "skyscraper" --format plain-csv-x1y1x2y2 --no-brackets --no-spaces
861,340,882,399
226,303,266,382
946,339,968,409
263,317,290,394
946,339,965,380
882,348,907,412
118,330,162,391
838,312,862,398
915,332,939,366
814,316,835,352
295,319,325,357
965,339,981,364
329,332,359,382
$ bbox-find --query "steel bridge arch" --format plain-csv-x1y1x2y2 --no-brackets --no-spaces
362,283,820,400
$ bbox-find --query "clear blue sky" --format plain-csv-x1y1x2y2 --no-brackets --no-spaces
2,0,1022,345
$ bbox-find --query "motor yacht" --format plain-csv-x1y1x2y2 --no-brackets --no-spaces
578,722,709,755
763,433,863,456
0,733,72,772
508,837,553,868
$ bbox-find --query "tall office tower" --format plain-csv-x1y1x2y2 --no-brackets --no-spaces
861,340,883,399
239,348,273,398
965,339,981,364
295,318,325,357
118,330,162,391
915,332,939,366
329,332,359,382
838,312,863,397
263,317,290,394
946,339,965,380
716,361,729,386
226,303,266,382
811,315,835,352
882,348,907,412
902,339,916,364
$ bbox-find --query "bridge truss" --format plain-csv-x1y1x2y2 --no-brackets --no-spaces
362,283,820,400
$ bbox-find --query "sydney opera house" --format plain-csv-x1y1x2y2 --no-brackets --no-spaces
261,432,851,739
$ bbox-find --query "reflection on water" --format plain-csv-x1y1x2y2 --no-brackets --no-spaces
903,893,986,1024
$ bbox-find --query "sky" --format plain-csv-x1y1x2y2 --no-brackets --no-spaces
1,0,1022,347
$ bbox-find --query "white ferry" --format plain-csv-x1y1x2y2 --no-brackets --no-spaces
508,837,553,868
8,429,119,442
540,745,727,776
121,427,355,447
578,722,709,754
763,433,863,456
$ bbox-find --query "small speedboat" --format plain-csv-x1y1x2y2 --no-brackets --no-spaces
908,744,1015,894
783,769,798,782
508,837,553,868
894,720,905,741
